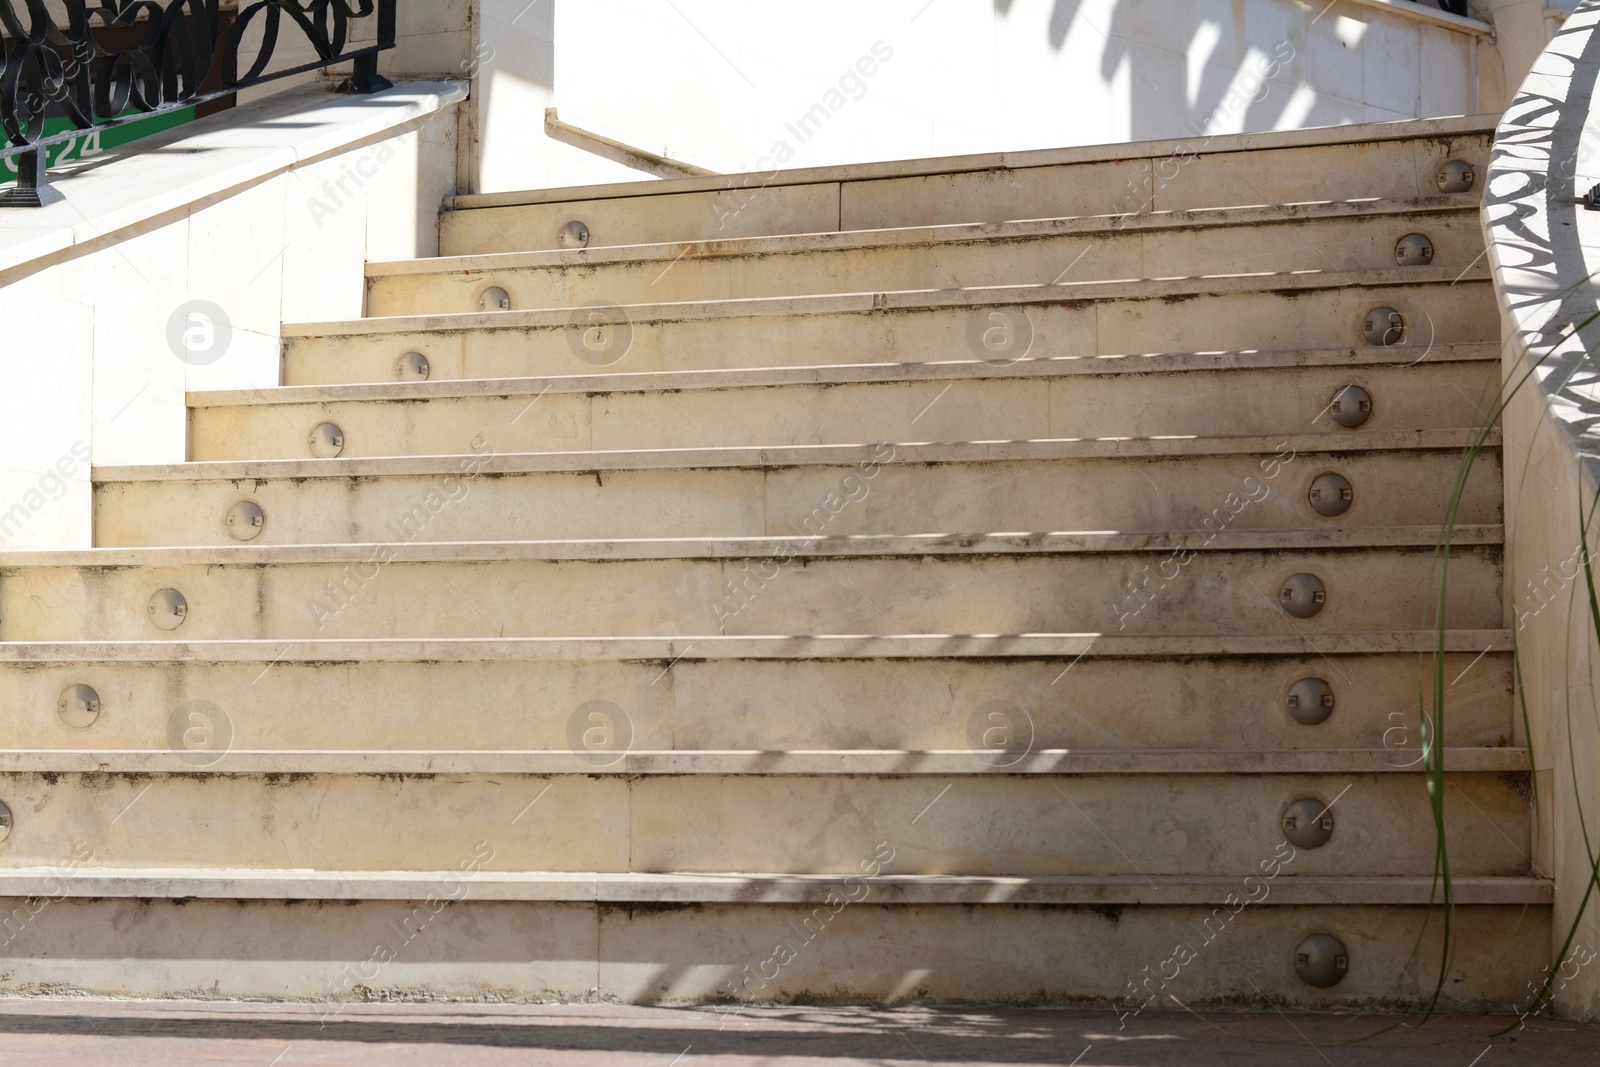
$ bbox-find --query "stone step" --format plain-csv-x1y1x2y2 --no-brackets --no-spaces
3,112,1521,1015
0,536,1503,641
6,636,1511,754
3,749,1529,775
0,896,1544,1006
282,270,1497,385
1,870,1547,906
93,434,1503,547
438,116,1492,253
0,769,1529,876
376,199,1481,315
190,346,1500,461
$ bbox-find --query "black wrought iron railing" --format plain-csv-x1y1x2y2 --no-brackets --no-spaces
1409,0,1473,16
0,0,396,207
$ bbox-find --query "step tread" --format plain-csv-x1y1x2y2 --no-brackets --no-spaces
0,631,1512,662
93,430,1498,482
375,197,1480,277
4,748,1528,775
444,115,1497,211
0,527,1505,568
287,265,1490,338
190,345,1504,408
0,868,1547,905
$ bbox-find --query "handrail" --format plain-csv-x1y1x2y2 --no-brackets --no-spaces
0,0,396,207
544,108,717,179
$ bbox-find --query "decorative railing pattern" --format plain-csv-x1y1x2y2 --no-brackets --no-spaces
0,0,396,206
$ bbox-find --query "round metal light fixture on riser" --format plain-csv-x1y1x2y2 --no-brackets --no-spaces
1394,233,1434,266
1329,385,1373,428
1295,933,1350,987
558,220,590,249
479,286,511,312
1281,796,1336,849
1286,677,1335,725
309,422,345,458
0,800,10,842
224,500,265,541
1279,573,1327,619
1308,472,1354,517
1362,307,1404,346
147,588,189,631
58,683,101,728
1437,159,1475,193
396,351,430,381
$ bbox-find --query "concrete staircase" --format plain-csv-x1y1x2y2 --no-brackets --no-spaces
1,115,1548,1008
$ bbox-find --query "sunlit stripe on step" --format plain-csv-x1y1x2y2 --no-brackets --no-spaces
92,430,1502,484
0,748,1532,775
0,630,1512,663
0,870,1549,905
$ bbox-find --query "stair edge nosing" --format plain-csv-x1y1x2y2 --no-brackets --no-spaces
283,265,1493,339
0,631,1516,662
190,344,1505,408
0,870,1549,906
374,196,1482,277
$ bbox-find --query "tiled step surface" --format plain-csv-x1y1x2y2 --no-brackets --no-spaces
93,435,1502,546
190,346,1499,460
0,898,1545,1006
438,116,1492,253
282,272,1497,385
0,769,1529,875
0,536,1504,641
373,199,1481,315
6,637,1512,752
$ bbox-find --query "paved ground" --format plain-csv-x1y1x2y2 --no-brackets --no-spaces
1,1000,1597,1066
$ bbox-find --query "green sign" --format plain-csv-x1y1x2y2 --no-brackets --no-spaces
1,105,198,182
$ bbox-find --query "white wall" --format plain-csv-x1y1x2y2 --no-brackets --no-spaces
0,92,461,551
473,0,649,192
469,0,1493,193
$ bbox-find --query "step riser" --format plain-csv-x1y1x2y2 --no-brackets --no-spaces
191,360,1500,461
381,210,1482,315
93,450,1504,547
7,653,1513,753
0,900,1543,1007
0,550,1504,641
0,772,1528,875
283,281,1500,385
438,133,1491,254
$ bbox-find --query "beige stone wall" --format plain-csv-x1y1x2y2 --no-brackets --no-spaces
1484,0,1600,1021
1500,351,1600,1021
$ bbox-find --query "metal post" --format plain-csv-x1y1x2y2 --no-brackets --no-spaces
337,0,395,94
0,149,63,207
338,52,393,95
